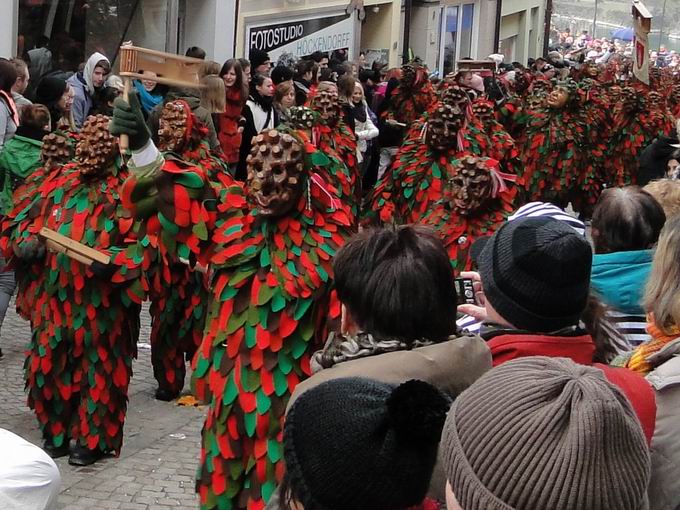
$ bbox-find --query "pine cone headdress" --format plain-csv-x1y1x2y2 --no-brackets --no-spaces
75,114,118,176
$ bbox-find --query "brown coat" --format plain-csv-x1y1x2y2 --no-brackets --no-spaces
287,334,492,412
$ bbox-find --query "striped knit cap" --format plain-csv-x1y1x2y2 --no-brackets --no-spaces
441,357,651,510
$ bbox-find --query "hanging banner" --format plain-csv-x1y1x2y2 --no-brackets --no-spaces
632,0,652,86
246,12,355,62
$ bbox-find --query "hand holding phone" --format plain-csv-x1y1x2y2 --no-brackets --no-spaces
456,271,488,322
454,278,476,305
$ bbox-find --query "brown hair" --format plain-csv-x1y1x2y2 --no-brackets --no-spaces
333,224,458,343
20,104,51,130
643,179,680,219
199,60,221,79
0,58,18,93
274,81,295,106
645,215,680,333
219,59,248,105
591,186,666,254
10,58,28,80
295,59,318,81
95,59,111,74
337,74,357,100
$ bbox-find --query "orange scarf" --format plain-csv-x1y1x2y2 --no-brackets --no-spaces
625,314,680,375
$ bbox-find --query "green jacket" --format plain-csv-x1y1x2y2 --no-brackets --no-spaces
0,134,42,214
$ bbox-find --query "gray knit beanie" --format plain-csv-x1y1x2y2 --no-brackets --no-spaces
441,357,651,510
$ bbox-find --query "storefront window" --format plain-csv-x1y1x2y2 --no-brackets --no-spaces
442,6,459,76
500,35,517,63
460,4,475,59
440,3,476,76
18,0,170,92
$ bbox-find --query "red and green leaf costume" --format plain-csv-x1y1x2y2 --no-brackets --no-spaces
366,112,492,225
421,157,518,275
2,145,142,455
514,91,592,203
607,86,674,185
119,111,224,397
193,142,353,509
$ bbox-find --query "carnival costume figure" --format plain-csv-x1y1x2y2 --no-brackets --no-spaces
382,60,437,127
471,98,519,172
2,115,143,466
192,126,353,509
514,78,597,205
123,98,229,400
367,93,492,225
422,155,517,274
608,86,674,185
110,94,354,508
305,83,359,214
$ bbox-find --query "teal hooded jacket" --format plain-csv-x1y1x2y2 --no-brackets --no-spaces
590,249,654,315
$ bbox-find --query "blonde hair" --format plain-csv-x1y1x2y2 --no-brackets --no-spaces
645,215,680,333
643,179,680,219
199,61,221,79
200,74,225,113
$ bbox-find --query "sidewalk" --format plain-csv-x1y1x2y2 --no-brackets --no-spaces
0,300,203,510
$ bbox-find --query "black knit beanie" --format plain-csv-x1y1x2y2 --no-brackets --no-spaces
477,216,592,332
35,77,67,105
283,377,451,510
249,49,270,70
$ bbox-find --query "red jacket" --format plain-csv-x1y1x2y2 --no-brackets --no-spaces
218,87,244,164
486,330,657,445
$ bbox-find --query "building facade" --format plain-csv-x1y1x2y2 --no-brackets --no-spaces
410,0,546,73
1,0,546,81
237,0,403,67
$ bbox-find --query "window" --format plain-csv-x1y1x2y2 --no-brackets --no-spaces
460,4,474,59
439,3,476,77
441,6,459,76
500,35,517,63
17,0,173,91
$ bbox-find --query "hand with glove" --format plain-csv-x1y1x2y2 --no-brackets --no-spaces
89,260,118,280
12,237,45,261
110,90,151,151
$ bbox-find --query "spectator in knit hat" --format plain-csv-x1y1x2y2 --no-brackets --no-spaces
282,377,450,510
34,76,75,132
458,202,625,362
457,216,657,444
440,357,651,510
249,49,272,77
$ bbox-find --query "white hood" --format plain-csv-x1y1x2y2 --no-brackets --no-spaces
83,52,110,95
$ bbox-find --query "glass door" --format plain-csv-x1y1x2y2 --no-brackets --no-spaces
439,3,476,77
440,6,459,77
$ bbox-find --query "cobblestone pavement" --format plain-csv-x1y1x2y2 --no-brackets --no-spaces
0,300,204,509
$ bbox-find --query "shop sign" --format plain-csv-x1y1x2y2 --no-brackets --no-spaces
246,13,354,61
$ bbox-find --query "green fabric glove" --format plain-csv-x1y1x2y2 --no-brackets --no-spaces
110,90,151,151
